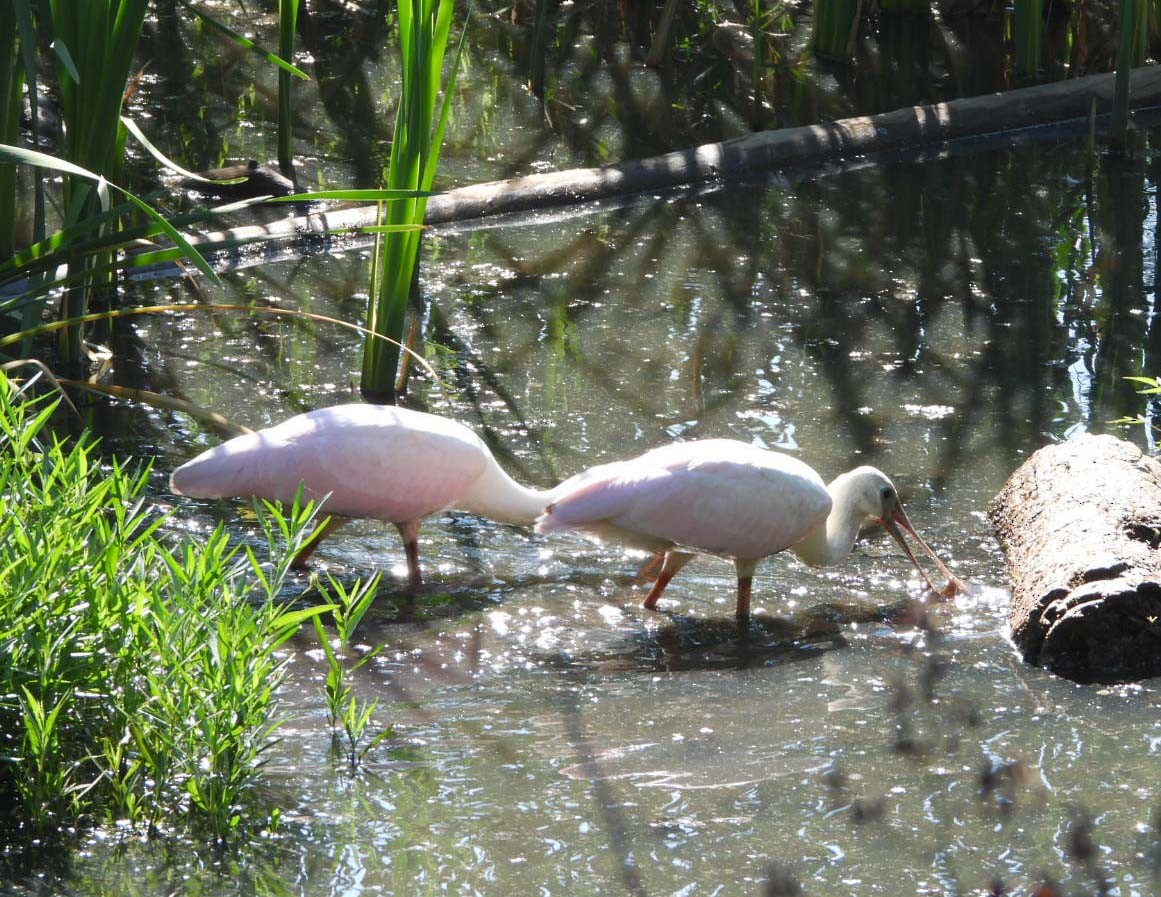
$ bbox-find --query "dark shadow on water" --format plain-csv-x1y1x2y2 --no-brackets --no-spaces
547,596,919,674
302,560,923,676
598,612,851,673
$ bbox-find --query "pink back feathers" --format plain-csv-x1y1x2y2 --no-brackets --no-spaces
170,404,490,525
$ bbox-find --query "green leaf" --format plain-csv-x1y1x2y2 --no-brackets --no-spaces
0,143,219,285
120,115,226,183
51,38,80,85
122,192,220,284
0,143,110,181
178,0,310,79
1126,375,1161,394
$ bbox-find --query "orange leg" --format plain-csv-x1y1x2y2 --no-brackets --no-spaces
734,559,758,618
395,519,423,593
635,551,665,584
290,516,346,570
642,551,694,610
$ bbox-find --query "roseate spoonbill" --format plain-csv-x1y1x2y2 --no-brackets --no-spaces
535,439,965,618
170,404,553,590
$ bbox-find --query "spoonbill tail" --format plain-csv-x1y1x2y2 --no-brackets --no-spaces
170,404,553,590
535,439,965,618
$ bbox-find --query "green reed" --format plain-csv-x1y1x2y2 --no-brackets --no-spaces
4,2,305,362
0,13,20,259
811,0,860,61
1013,0,1043,77
528,0,551,97
0,145,218,355
45,0,149,363
360,0,463,402
0,373,325,841
278,0,301,178
1111,0,1148,146
3,0,43,261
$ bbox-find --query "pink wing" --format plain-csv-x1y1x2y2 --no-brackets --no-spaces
537,440,831,560
171,405,488,524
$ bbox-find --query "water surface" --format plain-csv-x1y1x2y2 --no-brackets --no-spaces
15,4,1161,894
61,139,1160,897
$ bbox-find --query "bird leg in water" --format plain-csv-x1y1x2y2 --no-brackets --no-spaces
736,576,752,619
642,551,694,609
635,552,665,584
395,519,424,593
290,516,347,570
735,559,759,618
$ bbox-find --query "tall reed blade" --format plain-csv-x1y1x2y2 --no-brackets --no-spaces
751,0,765,130
47,0,149,365
278,0,301,179
0,14,21,259
1013,0,1043,77
361,0,463,402
11,0,44,253
1110,0,1145,147
812,0,861,61
528,0,550,97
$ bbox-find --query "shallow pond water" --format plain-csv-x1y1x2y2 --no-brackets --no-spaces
29,134,1158,897
11,4,1161,896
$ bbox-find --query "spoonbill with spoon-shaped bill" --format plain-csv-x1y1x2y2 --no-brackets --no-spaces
170,404,554,590
535,439,966,617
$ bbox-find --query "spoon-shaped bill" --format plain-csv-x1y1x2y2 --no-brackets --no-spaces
880,506,967,598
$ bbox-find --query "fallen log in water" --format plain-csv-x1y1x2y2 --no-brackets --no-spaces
989,434,1161,684
174,64,1161,266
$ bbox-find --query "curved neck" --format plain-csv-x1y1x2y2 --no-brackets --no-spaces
789,474,867,567
457,455,555,526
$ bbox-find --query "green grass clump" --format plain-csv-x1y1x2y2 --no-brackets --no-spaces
0,374,322,843
312,574,394,771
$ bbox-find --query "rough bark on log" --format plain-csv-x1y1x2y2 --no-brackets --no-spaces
171,65,1161,267
989,434,1161,684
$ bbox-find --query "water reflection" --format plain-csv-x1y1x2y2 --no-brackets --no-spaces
54,21,1161,896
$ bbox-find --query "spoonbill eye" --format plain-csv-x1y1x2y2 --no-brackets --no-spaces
880,485,895,503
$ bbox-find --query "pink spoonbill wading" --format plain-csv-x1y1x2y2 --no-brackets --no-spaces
535,439,966,618
170,404,555,590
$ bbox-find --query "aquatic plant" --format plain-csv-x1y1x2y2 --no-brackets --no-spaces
1111,375,1161,430
360,0,463,402
0,145,219,357
527,0,551,96
811,0,860,61
0,1,307,363
0,372,325,842
1111,0,1149,145
1013,0,1043,77
43,0,150,363
278,0,301,178
0,12,21,260
748,0,767,129
312,574,395,771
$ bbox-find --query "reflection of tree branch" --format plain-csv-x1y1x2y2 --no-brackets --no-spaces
557,675,649,897
1091,153,1149,422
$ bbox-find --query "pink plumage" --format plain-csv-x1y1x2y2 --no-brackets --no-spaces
537,439,831,560
171,404,553,589
536,439,964,617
